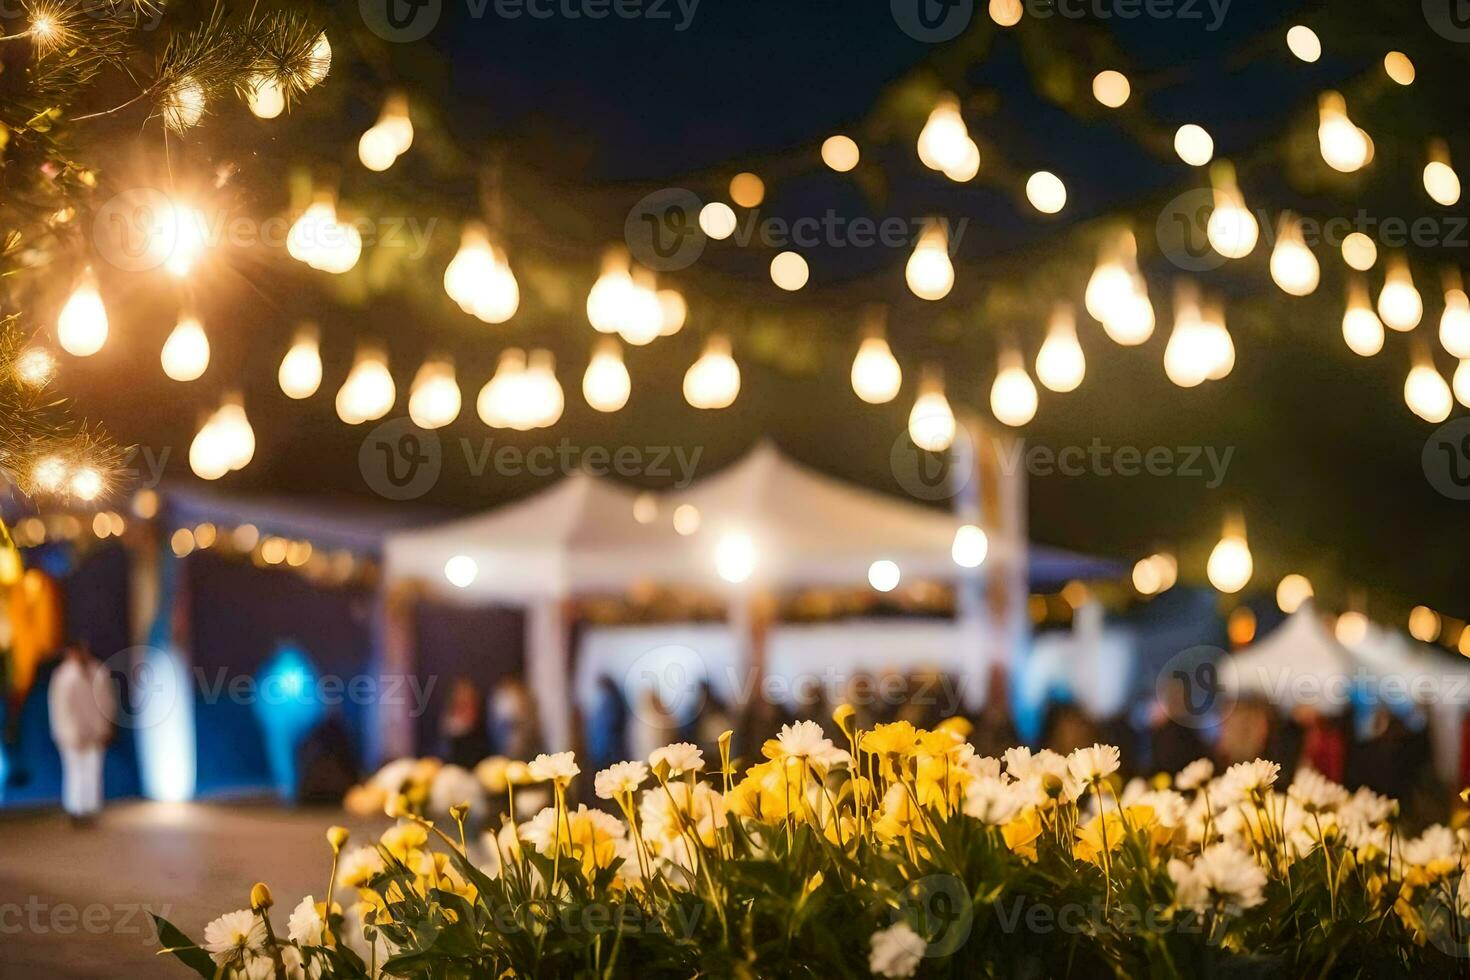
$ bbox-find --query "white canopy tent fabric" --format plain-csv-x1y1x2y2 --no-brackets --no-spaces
1218,605,1357,716
1346,624,1470,783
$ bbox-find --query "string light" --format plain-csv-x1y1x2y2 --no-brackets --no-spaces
161,314,210,382
1087,231,1154,346
1335,610,1368,647
246,74,285,119
851,313,902,405
1455,359,1470,409
1341,232,1377,271
1276,574,1314,614
1377,254,1423,331
729,172,765,208
1207,516,1253,594
1091,70,1130,108
1269,212,1319,296
287,194,361,274
1405,350,1452,423
990,348,1039,427
214,395,256,471
1200,299,1234,380
1206,162,1258,259
1440,279,1470,358
477,349,524,428
917,95,979,182
336,347,395,424
905,222,953,300
1034,304,1085,394
1384,51,1416,86
908,368,956,452
1025,171,1067,214
525,350,565,429
189,412,229,481
1409,605,1442,643
621,268,664,345
821,135,860,172
1317,92,1370,174
278,325,322,399
408,357,461,429
673,504,701,536
952,524,988,568
699,202,738,240
162,78,206,131
444,224,519,324
715,531,758,585
988,0,1022,26
303,32,332,88
683,335,740,410
1174,124,1214,167
358,94,413,172
1424,139,1461,207
657,289,687,336
1342,276,1385,357
583,338,631,413
1132,553,1177,595
14,347,57,387
1164,284,1212,388
1286,25,1321,62
588,249,636,334
57,270,108,357
868,560,901,593
770,251,809,291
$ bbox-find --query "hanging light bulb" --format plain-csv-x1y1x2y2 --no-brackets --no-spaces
1342,276,1385,357
336,347,395,424
699,202,738,240
1091,70,1131,108
906,221,954,301
1440,278,1470,358
657,289,687,336
770,251,810,291
952,524,989,568
358,94,413,171
1173,124,1214,167
154,201,211,278
478,349,525,429
1207,516,1253,594
583,337,631,412
1424,139,1462,207
1454,359,1470,408
1409,605,1442,643
715,530,759,584
189,412,230,481
302,32,332,89
851,312,902,405
1317,92,1370,174
1035,304,1085,393
287,194,360,274
1199,299,1234,380
1088,231,1154,346
1384,51,1416,86
1025,171,1067,214
1377,254,1423,331
944,138,981,183
358,126,399,172
1164,284,1212,388
525,349,564,429
1405,349,1452,423
908,368,956,452
587,248,636,334
278,325,323,399
1269,212,1319,296
917,94,971,176
683,335,740,410
1276,574,1314,614
444,224,519,324
377,94,413,156
246,74,285,119
162,78,206,132
821,135,860,172
1286,25,1321,62
1335,610,1369,646
1341,232,1377,271
1206,162,1259,259
214,394,255,471
161,314,210,382
990,348,1039,427
57,271,109,357
408,357,461,429
620,267,664,345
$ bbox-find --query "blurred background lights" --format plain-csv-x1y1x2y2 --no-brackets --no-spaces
444,555,478,589
867,560,901,593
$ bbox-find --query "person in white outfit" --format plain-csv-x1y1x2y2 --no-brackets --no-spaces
47,645,116,824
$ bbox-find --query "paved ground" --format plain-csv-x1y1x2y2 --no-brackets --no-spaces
0,800,391,979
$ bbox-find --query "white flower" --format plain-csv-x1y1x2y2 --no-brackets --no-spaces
1288,768,1348,813
429,764,485,817
649,742,704,776
281,944,321,980
368,757,418,793
808,741,853,773
594,760,649,800
1175,758,1214,791
1067,743,1121,784
240,954,279,980
869,920,927,977
528,751,580,784
202,909,266,965
1403,824,1459,869
963,753,1003,781
1341,786,1395,826
962,776,1025,826
1002,746,1038,780
287,896,325,946
336,846,386,889
1169,842,1267,913
775,720,832,758
1219,759,1279,803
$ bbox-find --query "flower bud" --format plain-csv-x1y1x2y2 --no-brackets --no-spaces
832,704,856,739
327,826,350,851
450,802,471,822
250,882,273,912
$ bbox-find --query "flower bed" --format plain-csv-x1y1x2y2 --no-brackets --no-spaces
157,713,1468,978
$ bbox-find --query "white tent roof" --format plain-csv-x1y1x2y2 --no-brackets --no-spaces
1218,604,1356,715
1345,623,1470,707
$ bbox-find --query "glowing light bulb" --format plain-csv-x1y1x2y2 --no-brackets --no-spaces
990,350,1039,427
908,371,955,452
1207,164,1258,259
1424,140,1461,207
952,524,988,568
1440,287,1470,358
336,348,395,425
1455,359,1470,408
1336,611,1368,646
1174,124,1214,167
154,201,210,278
359,126,399,172
1269,212,1319,296
868,560,901,593
1164,288,1212,388
673,504,701,536
214,396,255,471
1207,522,1253,594
1341,232,1377,271
917,95,972,175
1092,70,1130,108
477,349,525,428
445,225,519,324
1378,256,1423,331
287,196,360,274
587,250,635,333
189,414,229,481
1286,25,1321,62
1317,92,1370,174
730,172,764,208
657,289,687,336
1275,574,1313,613
1409,605,1441,643
1342,277,1385,357
163,79,206,131
905,223,953,300
1384,51,1415,86
161,315,210,382
246,74,285,119
583,338,631,413
620,268,664,345
303,32,332,89
1025,171,1067,214
988,0,1022,26
851,323,902,405
1088,232,1155,346
770,251,809,291
377,94,413,155
944,138,981,182
57,272,108,357
445,555,477,589
1405,356,1452,423
1200,300,1235,381
528,350,564,429
408,358,461,429
1035,304,1085,393
715,531,758,584
278,326,322,399
699,202,738,240
821,135,860,172
683,335,740,410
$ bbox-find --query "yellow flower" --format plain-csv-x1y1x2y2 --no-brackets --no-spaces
327,826,350,851
727,759,803,823
935,716,972,739
872,784,924,842
861,721,919,757
832,704,856,739
380,822,429,860
1002,808,1042,862
1073,812,1131,867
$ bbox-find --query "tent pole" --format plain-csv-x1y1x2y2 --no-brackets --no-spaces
953,412,990,711
527,597,574,752
375,581,419,765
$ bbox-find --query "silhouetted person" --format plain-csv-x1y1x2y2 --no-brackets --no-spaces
297,713,360,804
586,675,629,771
487,676,540,761
440,677,489,768
48,645,114,825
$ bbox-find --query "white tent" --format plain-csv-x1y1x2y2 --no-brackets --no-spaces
1346,623,1470,783
1218,605,1357,715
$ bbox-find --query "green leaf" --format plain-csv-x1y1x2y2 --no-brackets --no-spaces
149,915,217,978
